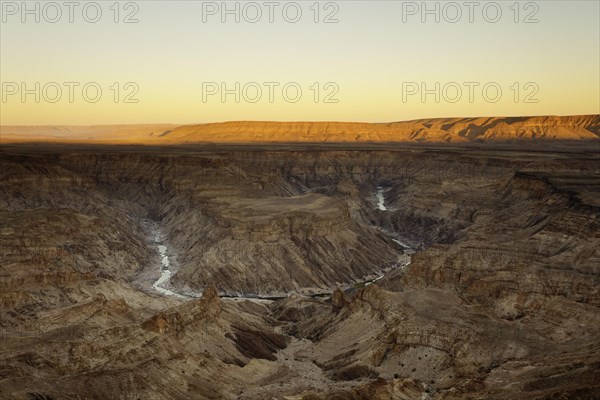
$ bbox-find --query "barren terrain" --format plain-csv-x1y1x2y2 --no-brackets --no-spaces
2,115,599,144
1,117,600,399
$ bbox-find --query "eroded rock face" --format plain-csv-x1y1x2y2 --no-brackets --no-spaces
1,143,599,399
0,150,410,296
3,115,598,143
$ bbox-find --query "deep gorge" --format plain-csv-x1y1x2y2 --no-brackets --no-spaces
1,143,599,399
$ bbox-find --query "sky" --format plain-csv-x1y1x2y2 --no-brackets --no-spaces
1,0,599,125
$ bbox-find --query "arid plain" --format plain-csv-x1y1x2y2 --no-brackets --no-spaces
1,115,599,399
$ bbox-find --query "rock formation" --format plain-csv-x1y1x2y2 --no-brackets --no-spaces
2,115,598,144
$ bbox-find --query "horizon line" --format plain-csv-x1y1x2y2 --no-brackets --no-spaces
1,113,599,128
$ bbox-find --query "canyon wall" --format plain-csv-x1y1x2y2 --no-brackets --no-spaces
1,143,599,399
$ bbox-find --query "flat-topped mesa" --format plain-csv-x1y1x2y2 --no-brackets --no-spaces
167,191,400,294
2,115,598,144
156,115,600,143
225,195,352,241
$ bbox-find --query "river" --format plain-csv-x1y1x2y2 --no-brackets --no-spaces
144,187,413,301
151,243,191,299
376,186,387,211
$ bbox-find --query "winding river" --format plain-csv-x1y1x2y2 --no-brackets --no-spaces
145,188,413,301
151,243,191,299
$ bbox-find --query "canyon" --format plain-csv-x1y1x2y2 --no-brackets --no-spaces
1,117,599,399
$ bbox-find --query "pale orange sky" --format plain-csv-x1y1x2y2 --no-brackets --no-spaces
1,0,599,125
